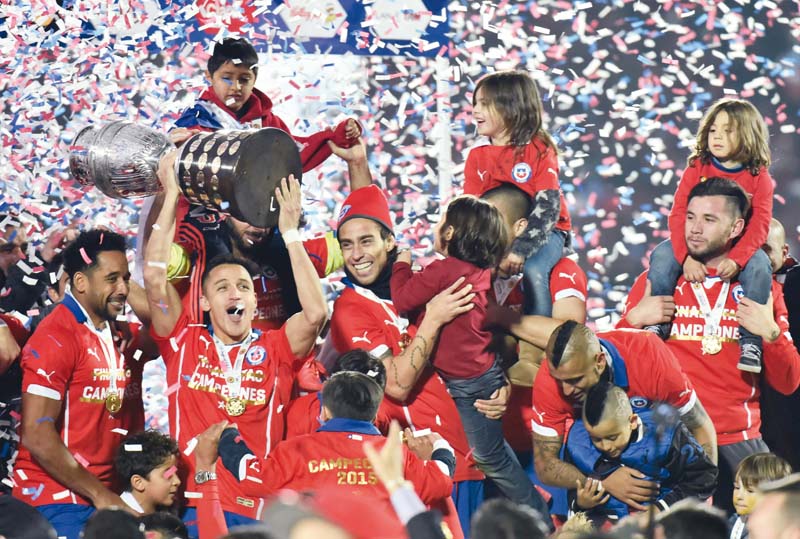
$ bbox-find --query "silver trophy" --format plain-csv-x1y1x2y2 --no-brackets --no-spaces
69,121,302,228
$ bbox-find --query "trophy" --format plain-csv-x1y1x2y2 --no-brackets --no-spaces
69,121,302,228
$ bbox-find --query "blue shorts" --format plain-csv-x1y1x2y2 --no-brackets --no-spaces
37,503,95,539
182,506,260,538
452,479,484,539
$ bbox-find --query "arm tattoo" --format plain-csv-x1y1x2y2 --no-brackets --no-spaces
681,400,709,431
533,433,585,487
389,334,430,391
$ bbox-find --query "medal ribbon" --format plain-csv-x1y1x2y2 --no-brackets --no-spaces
89,322,123,401
690,279,730,338
211,331,257,402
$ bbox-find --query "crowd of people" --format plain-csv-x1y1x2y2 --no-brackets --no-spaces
1,36,800,539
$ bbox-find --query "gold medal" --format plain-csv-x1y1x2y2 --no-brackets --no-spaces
701,334,722,355
105,393,122,414
225,397,246,417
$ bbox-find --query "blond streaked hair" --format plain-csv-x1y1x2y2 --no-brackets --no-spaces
688,98,770,175
737,452,792,491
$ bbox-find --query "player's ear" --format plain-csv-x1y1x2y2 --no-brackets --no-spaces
131,473,147,493
629,413,639,430
321,405,333,422
200,294,211,312
512,217,528,239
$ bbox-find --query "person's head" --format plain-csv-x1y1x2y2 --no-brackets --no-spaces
83,508,145,539
482,184,532,277
0,216,27,273
320,371,383,423
733,453,793,517
62,229,129,326
434,195,508,269
684,178,749,264
545,320,606,404
200,254,259,344
472,70,555,149
690,98,770,173
763,218,789,273
337,185,396,287
330,349,387,391
749,473,800,539
225,217,271,259
139,512,189,539
207,37,259,112
582,383,637,459
470,498,548,539
115,430,181,513
655,500,727,539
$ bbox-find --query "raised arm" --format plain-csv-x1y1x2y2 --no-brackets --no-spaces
279,176,328,357
141,152,184,338
327,134,372,191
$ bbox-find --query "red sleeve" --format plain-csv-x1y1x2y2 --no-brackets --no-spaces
196,481,228,539
21,322,76,401
293,120,357,172
529,144,560,192
668,164,701,265
402,446,453,504
330,294,397,357
762,280,800,395
284,394,322,439
240,443,296,497
530,359,573,438
148,310,191,360
463,147,483,196
390,260,445,314
616,272,649,329
728,170,774,268
303,234,334,278
549,258,588,302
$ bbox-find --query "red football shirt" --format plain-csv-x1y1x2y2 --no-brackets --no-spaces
329,284,484,482
531,329,697,439
499,258,588,452
151,312,300,519
463,137,571,232
620,271,800,444
13,295,145,506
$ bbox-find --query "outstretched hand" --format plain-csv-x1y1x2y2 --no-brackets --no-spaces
195,420,231,470
275,175,303,234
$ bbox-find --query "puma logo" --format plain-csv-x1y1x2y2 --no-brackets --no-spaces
477,169,487,182
36,368,56,384
87,349,101,362
675,282,688,295
558,272,577,285
351,331,372,345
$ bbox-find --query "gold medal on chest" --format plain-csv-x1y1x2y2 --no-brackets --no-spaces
225,396,246,417
105,393,123,414
701,334,722,355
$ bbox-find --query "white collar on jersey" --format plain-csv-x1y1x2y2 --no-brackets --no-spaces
120,490,144,514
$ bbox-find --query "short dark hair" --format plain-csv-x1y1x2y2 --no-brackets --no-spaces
208,37,259,76
331,349,387,390
115,430,179,484
321,371,383,422
583,382,631,427
139,512,188,539
482,184,532,223
686,177,750,220
62,229,127,282
441,195,508,269
83,508,144,539
470,499,547,539
656,500,727,539
201,254,259,291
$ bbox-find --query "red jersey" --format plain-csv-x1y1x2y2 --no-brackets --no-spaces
284,392,393,439
498,258,588,452
150,312,300,519
13,295,145,506
231,420,452,537
391,257,494,379
463,137,572,232
531,329,697,439
620,271,800,445
668,159,773,268
329,283,484,482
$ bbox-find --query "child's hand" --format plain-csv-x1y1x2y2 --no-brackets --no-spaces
344,118,362,139
396,248,412,265
498,253,524,277
168,127,200,145
716,257,740,281
683,256,708,283
576,478,610,509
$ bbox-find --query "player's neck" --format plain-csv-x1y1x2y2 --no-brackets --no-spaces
72,292,109,330
133,491,156,514
210,323,251,345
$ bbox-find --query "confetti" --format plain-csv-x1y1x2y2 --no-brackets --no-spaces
124,444,143,452
79,248,92,265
